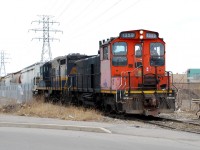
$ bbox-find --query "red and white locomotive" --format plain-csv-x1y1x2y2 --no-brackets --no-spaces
98,29,176,116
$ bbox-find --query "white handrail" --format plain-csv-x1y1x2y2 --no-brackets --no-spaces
115,66,142,103
117,66,142,91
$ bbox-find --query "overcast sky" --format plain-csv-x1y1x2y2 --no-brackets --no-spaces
0,0,200,74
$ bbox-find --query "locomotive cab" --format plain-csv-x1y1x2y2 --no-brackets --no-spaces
100,29,176,116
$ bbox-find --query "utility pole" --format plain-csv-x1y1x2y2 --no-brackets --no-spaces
29,15,63,63
0,50,9,76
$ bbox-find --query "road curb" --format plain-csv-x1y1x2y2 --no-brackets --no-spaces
0,122,112,134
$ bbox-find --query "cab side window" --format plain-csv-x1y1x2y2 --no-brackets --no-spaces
103,46,108,60
112,42,127,66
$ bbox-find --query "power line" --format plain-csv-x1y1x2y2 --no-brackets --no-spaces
63,0,95,27
58,0,118,29
70,0,141,39
56,0,74,20
29,15,63,63
66,0,122,38
85,0,122,25
44,0,62,15
104,0,141,23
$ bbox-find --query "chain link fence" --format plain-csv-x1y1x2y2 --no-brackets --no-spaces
0,84,33,103
174,83,200,111
0,82,200,111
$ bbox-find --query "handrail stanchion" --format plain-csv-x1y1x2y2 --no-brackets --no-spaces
116,71,125,103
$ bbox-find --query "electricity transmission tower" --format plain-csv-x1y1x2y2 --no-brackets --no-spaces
0,50,9,76
29,15,62,63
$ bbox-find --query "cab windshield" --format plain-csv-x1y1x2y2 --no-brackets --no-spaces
150,42,165,66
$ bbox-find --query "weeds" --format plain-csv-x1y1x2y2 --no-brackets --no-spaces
0,97,103,121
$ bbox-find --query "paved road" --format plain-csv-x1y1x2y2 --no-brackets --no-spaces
0,127,199,150
0,115,200,150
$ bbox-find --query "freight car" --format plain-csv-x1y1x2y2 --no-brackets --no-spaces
0,62,40,88
0,73,14,86
36,29,176,116
20,62,40,92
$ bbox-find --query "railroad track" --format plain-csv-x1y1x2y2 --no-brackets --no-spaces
146,117,200,134
106,114,200,134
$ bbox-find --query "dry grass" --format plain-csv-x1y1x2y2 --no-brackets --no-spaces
0,98,103,121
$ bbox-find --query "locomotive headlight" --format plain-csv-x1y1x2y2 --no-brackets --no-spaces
140,35,144,39
140,30,143,34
